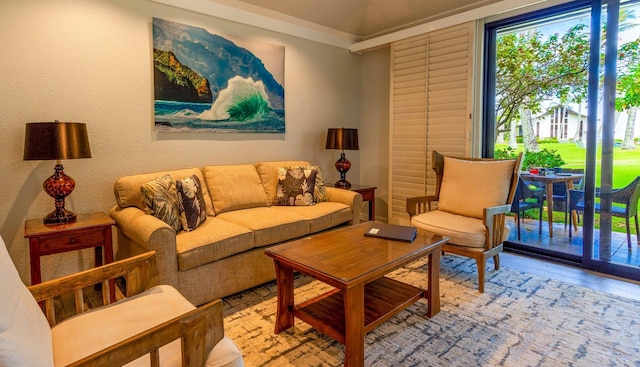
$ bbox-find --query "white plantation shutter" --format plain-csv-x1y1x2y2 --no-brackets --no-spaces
389,22,475,224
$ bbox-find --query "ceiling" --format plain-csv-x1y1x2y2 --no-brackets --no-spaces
233,0,503,39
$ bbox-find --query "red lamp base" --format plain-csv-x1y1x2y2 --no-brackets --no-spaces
334,180,351,189
334,152,352,189
44,209,77,224
42,163,77,225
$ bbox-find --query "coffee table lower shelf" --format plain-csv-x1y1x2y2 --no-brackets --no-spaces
294,276,425,344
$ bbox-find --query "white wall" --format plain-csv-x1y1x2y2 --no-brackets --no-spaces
0,0,361,283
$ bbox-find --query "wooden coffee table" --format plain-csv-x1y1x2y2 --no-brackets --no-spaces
264,222,447,367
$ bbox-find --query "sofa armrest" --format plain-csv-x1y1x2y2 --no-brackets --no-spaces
109,206,179,288
325,187,363,225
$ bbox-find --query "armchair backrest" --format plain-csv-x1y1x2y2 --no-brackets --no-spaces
431,151,524,219
0,236,54,367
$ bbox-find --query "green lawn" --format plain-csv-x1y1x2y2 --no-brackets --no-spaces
497,142,639,235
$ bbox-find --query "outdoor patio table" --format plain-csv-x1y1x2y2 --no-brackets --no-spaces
519,172,585,238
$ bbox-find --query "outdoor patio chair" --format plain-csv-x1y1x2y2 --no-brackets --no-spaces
0,234,244,367
550,168,585,226
569,176,640,251
510,177,544,240
407,150,523,292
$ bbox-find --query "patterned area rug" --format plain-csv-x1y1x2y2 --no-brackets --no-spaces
222,255,640,366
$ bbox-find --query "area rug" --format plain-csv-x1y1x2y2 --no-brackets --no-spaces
222,255,640,366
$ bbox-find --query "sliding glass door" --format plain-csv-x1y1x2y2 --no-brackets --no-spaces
484,0,640,281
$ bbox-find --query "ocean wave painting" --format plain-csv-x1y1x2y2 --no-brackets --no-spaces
152,18,285,133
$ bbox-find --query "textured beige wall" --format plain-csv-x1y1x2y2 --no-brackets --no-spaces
0,0,362,283
360,47,391,222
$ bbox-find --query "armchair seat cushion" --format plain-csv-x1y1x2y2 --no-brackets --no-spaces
411,210,487,248
52,285,194,366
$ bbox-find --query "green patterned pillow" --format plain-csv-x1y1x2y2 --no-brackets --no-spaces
140,174,182,232
275,167,317,206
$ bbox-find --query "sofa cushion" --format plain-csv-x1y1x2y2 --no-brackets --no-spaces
438,157,515,219
270,202,352,233
114,168,215,216
176,175,208,231
0,236,54,367
175,217,254,272
255,161,310,204
275,167,317,206
140,174,182,232
216,207,308,247
202,165,269,215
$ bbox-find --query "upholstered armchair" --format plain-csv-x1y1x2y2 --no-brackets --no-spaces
407,151,523,292
0,235,243,367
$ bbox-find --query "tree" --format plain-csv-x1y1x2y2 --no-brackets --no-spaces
616,37,640,150
496,25,590,151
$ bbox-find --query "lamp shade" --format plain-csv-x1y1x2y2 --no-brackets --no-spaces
24,121,91,161
325,128,359,151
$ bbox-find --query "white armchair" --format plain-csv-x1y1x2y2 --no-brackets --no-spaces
0,235,243,367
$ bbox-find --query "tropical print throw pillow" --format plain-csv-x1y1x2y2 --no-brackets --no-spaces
275,167,317,206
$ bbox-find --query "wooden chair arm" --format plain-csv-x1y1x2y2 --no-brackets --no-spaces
406,195,439,219
66,299,225,367
29,251,157,326
483,204,511,250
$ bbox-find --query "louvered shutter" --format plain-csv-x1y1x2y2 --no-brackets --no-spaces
389,22,475,224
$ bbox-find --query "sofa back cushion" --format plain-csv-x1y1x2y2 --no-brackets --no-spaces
114,168,215,217
255,161,311,205
0,236,54,367
438,157,515,219
202,164,269,215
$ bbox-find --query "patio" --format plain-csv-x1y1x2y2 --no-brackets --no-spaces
505,218,640,268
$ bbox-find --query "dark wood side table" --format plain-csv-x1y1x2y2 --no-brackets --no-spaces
24,212,116,302
348,185,377,221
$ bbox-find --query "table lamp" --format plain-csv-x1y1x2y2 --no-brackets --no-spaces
325,128,359,189
23,121,92,224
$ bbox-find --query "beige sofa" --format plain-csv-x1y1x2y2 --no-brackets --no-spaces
110,160,362,306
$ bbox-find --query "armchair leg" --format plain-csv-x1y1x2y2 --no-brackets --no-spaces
476,259,485,293
493,254,500,270
635,215,640,245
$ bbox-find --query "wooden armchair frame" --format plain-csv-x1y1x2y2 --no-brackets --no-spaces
407,151,523,292
28,251,224,367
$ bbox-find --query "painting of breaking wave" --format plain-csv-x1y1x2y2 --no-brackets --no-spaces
152,18,285,133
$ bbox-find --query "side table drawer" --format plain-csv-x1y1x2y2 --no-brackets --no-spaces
38,228,105,254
